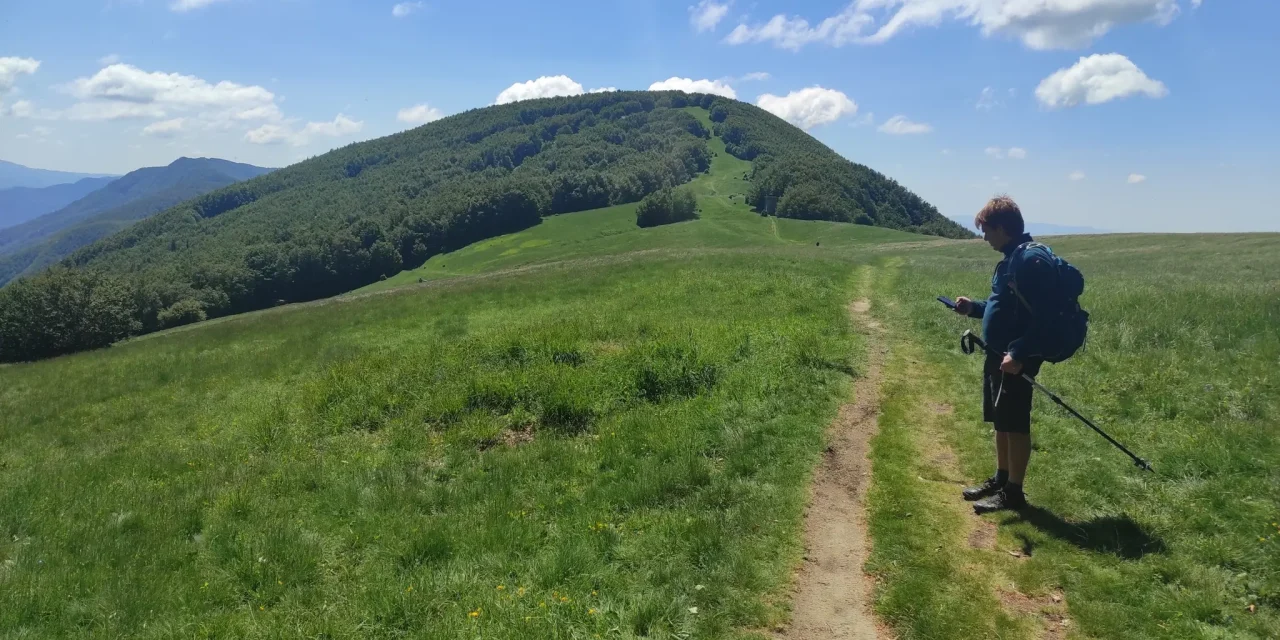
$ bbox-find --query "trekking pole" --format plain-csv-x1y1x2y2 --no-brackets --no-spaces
959,330,1153,472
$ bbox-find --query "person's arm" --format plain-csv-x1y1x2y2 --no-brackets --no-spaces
1006,250,1057,362
954,296,987,318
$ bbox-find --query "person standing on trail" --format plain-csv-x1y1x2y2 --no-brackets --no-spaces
952,195,1058,514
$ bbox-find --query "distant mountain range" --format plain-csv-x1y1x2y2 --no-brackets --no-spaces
948,217,1112,237
0,159,116,190
0,177,119,230
0,157,274,286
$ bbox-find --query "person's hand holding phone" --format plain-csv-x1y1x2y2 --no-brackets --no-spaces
954,296,973,315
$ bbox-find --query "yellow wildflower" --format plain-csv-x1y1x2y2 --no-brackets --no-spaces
469,609,481,618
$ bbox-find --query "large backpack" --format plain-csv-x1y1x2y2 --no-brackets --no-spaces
1008,242,1089,363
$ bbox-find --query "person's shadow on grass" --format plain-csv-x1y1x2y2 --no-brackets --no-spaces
1012,505,1167,560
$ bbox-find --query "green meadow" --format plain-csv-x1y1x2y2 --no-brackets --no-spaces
2,121,1277,638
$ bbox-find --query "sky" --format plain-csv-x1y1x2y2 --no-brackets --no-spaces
1,0,1277,233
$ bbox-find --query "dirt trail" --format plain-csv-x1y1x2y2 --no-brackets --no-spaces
775,297,886,640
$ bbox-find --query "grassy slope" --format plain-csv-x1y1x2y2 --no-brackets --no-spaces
865,233,1280,639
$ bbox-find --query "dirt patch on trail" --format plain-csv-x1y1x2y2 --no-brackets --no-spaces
968,519,998,550
999,588,1071,640
774,298,886,640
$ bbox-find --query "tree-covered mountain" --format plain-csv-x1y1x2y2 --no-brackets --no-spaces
0,159,116,190
0,177,117,230
0,91,967,362
0,158,274,286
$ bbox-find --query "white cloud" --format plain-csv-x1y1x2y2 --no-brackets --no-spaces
32,125,53,136
850,111,874,127
247,114,364,146
15,133,29,140
940,148,952,155
649,77,737,99
689,1,731,32
1035,53,1168,108
1069,170,1086,181
170,0,231,11
233,104,284,122
1191,0,1202,6
1128,173,1146,183
392,1,424,17
588,87,618,93
877,114,932,134
98,54,121,66
301,113,363,138
245,123,292,145
0,57,40,93
5,99,36,118
495,75,585,105
723,7,871,51
397,103,445,125
985,146,1025,159
976,86,1001,110
741,71,771,82
63,101,168,121
67,64,275,110
723,0,1180,51
756,86,857,130
142,118,186,137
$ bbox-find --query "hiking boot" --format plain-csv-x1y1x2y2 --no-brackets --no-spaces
962,476,1004,501
973,488,1027,514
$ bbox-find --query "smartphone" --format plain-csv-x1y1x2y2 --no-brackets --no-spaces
937,296,957,310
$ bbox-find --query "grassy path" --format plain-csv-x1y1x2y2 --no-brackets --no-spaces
775,267,885,640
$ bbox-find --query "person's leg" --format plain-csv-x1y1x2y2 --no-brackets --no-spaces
1007,433,1030,484
965,370,1009,501
974,373,1033,513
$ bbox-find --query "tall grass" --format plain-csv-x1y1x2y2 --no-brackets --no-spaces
0,253,864,638
870,233,1280,639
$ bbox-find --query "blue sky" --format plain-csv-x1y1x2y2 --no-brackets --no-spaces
1,0,1276,232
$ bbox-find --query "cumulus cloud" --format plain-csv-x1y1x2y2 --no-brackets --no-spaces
32,125,53,136
723,8,871,51
98,54,121,66
495,75,586,105
170,0,231,11
722,0,1180,51
588,87,618,93
975,86,1001,110
877,114,931,134
985,146,1004,159
48,63,286,128
0,57,40,93
984,146,1025,159
301,113,363,138
649,77,737,99
1007,146,1027,159
142,118,186,137
392,1,424,17
1128,173,1146,183
1069,170,1086,181
397,103,445,125
690,1,731,32
244,123,292,145
756,87,857,130
1035,53,1168,108
246,114,364,146
741,72,771,82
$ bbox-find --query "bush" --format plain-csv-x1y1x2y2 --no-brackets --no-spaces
156,299,208,329
0,268,139,362
635,187,698,228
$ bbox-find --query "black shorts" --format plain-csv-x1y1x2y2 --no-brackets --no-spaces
983,360,1037,434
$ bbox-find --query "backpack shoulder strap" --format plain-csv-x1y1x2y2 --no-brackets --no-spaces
1007,241,1044,315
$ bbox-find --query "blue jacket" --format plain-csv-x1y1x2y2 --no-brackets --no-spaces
967,233,1057,367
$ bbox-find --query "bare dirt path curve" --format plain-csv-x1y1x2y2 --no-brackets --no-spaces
774,293,887,640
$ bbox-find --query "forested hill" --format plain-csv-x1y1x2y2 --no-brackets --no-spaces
0,90,966,362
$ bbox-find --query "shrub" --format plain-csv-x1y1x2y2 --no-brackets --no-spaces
635,187,698,228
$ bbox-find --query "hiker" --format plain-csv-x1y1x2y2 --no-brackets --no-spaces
952,196,1059,514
